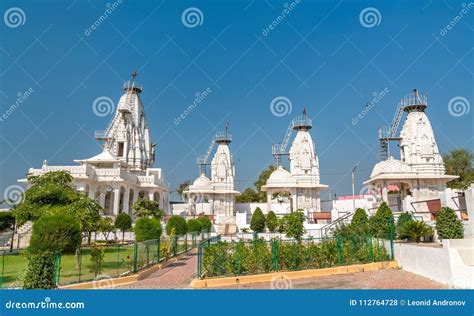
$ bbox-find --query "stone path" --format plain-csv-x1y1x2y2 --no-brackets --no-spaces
117,251,198,289
215,270,448,289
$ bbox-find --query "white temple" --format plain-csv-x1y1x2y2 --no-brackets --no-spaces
364,90,458,217
20,74,170,216
183,129,239,233
262,112,329,222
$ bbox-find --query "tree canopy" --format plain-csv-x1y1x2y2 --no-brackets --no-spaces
132,198,164,219
443,148,474,189
236,165,276,202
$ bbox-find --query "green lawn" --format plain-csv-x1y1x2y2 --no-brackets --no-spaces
0,239,193,288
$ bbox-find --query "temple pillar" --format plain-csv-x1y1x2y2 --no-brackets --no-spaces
113,188,120,215
99,191,106,208
149,191,154,202
123,187,130,213
267,191,272,213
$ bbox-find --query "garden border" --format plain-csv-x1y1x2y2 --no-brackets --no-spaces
190,260,398,288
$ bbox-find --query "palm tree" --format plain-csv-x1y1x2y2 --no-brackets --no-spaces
398,221,433,243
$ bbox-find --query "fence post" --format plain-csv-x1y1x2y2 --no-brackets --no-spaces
272,239,279,272
368,234,374,263
0,251,4,288
173,236,177,257
53,253,61,286
78,248,82,283
389,218,394,260
197,244,202,279
157,238,161,263
133,241,138,273
336,236,343,266
116,244,120,277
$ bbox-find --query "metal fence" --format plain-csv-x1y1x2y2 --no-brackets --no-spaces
197,232,393,279
0,231,209,288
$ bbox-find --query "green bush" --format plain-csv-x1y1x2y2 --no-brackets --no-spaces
351,208,369,227
166,215,187,236
398,221,433,243
369,202,394,237
197,216,212,232
435,207,464,239
283,210,306,240
266,211,278,232
29,214,81,254
0,211,15,231
23,251,57,289
114,212,132,241
134,217,162,242
396,212,413,240
250,208,265,233
132,198,164,219
90,242,105,277
187,219,202,233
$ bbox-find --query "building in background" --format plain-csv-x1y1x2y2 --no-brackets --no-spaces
20,74,170,216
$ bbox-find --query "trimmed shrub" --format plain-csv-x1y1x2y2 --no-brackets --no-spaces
187,219,202,233
250,208,265,233
0,211,15,231
29,214,81,254
114,212,132,241
396,212,413,240
23,251,57,289
435,207,464,239
134,217,162,242
197,216,212,232
369,202,394,237
266,211,278,232
398,221,433,243
283,210,306,240
351,208,369,227
166,215,187,236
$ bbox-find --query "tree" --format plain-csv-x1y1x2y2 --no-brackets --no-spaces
12,171,102,244
97,217,115,242
236,165,277,202
197,216,212,232
266,211,278,232
369,202,394,237
23,251,57,289
187,219,202,233
176,180,191,198
443,148,474,189
134,217,163,242
435,207,464,239
0,211,15,232
283,210,306,240
250,207,266,233
114,212,132,242
166,215,188,236
235,188,260,203
398,221,433,243
351,208,369,227
132,198,164,220
29,214,81,254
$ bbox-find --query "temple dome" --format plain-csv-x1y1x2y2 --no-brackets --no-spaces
267,166,292,185
192,173,212,188
371,156,412,177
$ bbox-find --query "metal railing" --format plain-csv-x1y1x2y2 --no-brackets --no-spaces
0,231,207,289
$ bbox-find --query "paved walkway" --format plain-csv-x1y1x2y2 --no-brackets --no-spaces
117,251,198,289
215,270,447,289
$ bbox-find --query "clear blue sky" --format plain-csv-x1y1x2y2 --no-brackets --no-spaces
0,0,472,202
